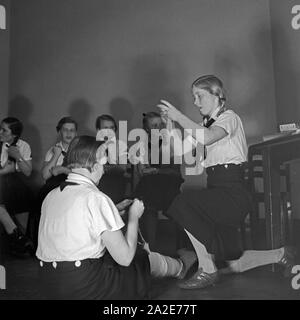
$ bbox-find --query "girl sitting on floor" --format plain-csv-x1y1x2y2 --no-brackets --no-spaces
36,135,196,300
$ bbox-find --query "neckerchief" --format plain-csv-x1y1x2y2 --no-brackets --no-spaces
60,180,79,191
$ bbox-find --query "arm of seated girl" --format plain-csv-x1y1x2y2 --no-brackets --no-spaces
101,199,144,266
0,161,15,175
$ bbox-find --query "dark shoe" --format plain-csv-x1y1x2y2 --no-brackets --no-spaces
278,246,297,278
178,268,219,289
8,228,35,258
177,249,197,280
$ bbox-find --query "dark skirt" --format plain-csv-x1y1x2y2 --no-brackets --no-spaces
166,164,252,262
134,173,184,212
98,170,128,204
0,172,35,215
38,246,151,300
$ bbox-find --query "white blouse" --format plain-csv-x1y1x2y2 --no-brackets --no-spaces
0,139,32,170
204,110,248,168
36,173,125,262
44,141,67,166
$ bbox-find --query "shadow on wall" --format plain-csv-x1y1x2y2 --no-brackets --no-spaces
129,53,186,129
68,98,95,136
109,97,134,132
8,95,42,165
214,24,278,145
8,95,43,187
129,53,207,190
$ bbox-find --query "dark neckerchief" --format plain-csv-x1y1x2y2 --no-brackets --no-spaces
202,107,226,159
6,137,19,163
60,180,79,191
203,107,226,128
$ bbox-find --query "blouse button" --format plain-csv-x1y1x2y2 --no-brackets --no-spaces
52,261,57,269
75,260,81,267
39,261,43,267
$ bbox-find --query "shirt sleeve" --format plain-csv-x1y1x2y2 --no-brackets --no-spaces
44,147,54,162
88,192,125,236
20,141,32,161
213,111,238,137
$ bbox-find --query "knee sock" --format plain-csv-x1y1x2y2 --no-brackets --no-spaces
0,206,17,234
148,251,183,278
185,229,217,274
227,248,285,273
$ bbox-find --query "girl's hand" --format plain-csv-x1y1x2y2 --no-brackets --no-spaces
7,146,21,160
157,100,182,122
128,199,144,220
53,145,63,157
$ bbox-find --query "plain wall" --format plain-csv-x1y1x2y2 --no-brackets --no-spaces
269,0,300,125
8,0,277,189
0,0,9,116
269,0,300,219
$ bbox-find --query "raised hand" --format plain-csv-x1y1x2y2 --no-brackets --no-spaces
157,99,181,122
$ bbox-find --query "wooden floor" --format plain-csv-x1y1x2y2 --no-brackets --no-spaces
0,220,300,300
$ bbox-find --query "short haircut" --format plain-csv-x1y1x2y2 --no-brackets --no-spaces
56,117,78,132
2,117,23,139
142,111,161,130
95,114,117,131
65,135,105,172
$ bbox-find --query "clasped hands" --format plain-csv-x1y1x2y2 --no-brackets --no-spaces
7,146,22,160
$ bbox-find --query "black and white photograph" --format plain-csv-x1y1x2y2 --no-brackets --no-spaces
0,0,300,304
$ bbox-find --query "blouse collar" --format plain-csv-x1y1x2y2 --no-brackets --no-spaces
66,172,98,188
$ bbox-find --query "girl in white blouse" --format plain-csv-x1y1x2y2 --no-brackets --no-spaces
158,75,296,289
37,136,197,300
0,117,34,256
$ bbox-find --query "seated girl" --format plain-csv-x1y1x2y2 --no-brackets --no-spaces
95,114,130,204
0,117,34,256
36,135,196,300
133,112,184,250
41,116,78,190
